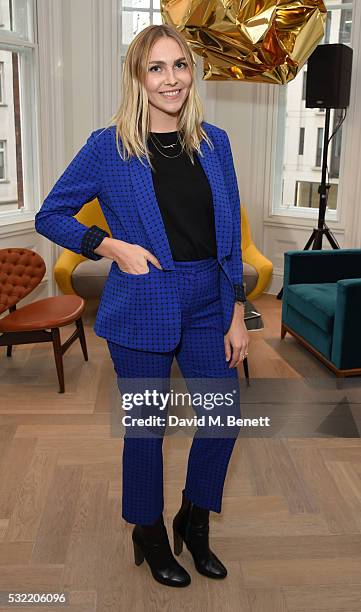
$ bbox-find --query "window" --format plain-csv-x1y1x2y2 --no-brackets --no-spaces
330,108,344,177
299,127,305,155
324,11,332,44
315,127,323,167
295,180,338,210
0,0,38,217
0,138,6,179
0,0,34,37
273,1,353,216
0,61,4,103
301,71,307,101
339,4,352,43
120,0,162,75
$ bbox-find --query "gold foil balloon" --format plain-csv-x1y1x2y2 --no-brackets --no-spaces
161,0,327,83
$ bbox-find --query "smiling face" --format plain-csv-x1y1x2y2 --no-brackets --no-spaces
144,36,193,132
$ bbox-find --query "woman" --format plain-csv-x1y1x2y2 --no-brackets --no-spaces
35,24,249,588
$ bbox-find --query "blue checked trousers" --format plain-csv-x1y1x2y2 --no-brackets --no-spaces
106,257,241,525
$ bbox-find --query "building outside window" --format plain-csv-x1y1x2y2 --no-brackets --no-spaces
0,61,4,104
315,127,324,167
299,127,305,155
120,0,162,77
0,138,6,179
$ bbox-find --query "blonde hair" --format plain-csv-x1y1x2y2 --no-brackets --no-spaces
105,24,214,169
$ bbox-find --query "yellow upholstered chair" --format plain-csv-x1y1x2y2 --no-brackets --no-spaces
240,204,273,300
54,199,272,299
54,198,111,295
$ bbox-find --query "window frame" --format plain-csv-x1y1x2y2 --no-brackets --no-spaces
0,0,40,225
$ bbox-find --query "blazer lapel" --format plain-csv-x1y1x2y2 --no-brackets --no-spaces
196,137,233,261
129,129,233,270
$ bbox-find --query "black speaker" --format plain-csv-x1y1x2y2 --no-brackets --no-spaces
306,43,353,109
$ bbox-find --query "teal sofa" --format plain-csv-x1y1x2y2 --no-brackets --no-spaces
281,249,361,377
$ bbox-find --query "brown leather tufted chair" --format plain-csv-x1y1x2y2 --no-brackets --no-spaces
0,248,88,393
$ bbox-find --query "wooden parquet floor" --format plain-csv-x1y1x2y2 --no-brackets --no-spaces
1,294,361,612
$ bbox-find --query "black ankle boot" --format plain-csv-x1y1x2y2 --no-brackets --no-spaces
132,512,191,587
172,489,227,579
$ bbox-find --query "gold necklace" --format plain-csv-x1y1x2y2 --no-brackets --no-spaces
149,134,184,159
151,132,179,148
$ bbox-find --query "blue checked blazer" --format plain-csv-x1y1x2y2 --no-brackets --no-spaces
35,121,245,351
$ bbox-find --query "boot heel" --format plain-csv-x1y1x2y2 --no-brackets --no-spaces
173,528,183,555
133,540,144,566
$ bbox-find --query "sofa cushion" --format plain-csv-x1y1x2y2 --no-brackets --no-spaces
243,262,258,294
71,259,259,299
72,258,112,298
286,283,337,333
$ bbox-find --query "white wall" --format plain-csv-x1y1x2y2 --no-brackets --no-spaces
214,80,266,251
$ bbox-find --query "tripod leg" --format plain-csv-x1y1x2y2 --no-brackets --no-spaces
304,229,316,250
312,230,323,250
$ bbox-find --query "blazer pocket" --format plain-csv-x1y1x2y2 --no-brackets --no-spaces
114,263,152,278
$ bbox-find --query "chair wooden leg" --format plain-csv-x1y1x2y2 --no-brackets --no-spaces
75,317,88,361
6,345,12,357
243,356,250,386
51,327,65,393
281,324,287,339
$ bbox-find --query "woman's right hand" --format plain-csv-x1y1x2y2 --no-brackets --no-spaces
94,237,162,274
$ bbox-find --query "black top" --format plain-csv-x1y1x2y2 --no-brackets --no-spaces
148,131,217,261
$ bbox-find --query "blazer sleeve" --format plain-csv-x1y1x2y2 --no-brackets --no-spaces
35,131,110,261
220,129,246,302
